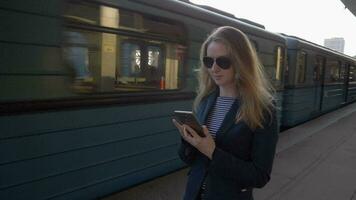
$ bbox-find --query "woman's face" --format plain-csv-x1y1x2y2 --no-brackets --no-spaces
206,41,236,88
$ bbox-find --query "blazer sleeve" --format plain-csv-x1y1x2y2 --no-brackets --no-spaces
207,109,279,188
178,138,198,165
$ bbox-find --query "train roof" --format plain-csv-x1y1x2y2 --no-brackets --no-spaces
191,4,266,29
282,34,356,62
131,0,285,43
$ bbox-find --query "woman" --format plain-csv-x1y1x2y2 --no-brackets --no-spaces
172,26,278,200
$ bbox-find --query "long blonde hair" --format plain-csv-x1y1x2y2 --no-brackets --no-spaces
193,26,275,130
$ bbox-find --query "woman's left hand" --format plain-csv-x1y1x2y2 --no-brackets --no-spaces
181,125,216,160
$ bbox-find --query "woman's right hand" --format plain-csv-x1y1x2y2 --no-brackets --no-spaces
172,119,215,159
172,119,193,137
172,119,184,136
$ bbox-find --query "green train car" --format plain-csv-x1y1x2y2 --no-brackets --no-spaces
282,35,356,128
1,0,354,199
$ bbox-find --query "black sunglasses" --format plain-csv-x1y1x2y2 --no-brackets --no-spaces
203,56,231,69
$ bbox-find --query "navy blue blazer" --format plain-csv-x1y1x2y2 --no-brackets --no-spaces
178,90,278,200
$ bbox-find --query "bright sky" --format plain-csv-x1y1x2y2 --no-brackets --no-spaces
190,0,356,57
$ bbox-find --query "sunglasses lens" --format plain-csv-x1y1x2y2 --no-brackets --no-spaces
216,57,231,69
203,57,214,68
203,56,231,69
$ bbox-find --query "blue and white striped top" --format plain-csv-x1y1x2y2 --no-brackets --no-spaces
206,96,236,139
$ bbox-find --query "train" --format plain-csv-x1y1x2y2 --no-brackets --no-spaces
0,0,355,199
282,35,356,127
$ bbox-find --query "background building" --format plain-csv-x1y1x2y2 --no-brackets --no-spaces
324,37,345,53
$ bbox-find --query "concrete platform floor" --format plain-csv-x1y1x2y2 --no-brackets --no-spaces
102,102,356,200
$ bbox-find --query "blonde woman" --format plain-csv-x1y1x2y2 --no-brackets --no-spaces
173,26,278,200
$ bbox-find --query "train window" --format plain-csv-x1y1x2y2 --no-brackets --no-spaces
100,6,119,29
64,0,100,25
117,42,166,90
63,1,184,39
62,30,96,92
296,51,307,84
313,56,324,81
275,46,283,81
119,9,142,29
62,1,186,93
350,65,356,83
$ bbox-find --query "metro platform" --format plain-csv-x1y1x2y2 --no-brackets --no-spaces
102,102,356,200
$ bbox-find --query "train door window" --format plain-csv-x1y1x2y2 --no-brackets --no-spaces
63,1,186,93
330,61,340,82
325,60,340,83
275,46,284,81
296,51,307,84
339,62,346,82
313,56,324,81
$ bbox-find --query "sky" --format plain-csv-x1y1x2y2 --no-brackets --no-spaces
190,0,356,57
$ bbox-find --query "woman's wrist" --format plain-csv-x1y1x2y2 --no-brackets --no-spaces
207,145,216,160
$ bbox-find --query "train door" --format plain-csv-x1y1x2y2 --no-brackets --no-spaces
348,65,356,102
314,56,325,114
341,62,349,104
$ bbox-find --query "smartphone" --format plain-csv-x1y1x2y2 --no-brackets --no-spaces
173,110,205,137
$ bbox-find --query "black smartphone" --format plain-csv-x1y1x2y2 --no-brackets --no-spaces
173,110,205,137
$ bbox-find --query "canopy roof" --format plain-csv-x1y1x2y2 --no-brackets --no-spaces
341,0,356,17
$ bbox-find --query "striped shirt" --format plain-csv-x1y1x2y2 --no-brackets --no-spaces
206,96,236,139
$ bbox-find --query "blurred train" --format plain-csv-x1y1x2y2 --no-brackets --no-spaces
0,0,355,199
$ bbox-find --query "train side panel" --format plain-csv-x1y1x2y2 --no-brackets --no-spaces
0,0,71,101
0,101,195,200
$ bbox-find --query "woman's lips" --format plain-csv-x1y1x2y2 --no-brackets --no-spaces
213,75,223,79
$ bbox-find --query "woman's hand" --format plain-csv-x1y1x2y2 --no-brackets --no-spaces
172,119,216,160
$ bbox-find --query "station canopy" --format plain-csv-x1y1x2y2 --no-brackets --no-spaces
341,0,356,17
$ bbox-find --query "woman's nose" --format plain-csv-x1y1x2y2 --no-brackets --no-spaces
211,62,220,71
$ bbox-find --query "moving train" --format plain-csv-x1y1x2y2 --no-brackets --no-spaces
0,0,355,199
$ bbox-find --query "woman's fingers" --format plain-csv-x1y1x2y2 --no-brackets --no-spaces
172,119,184,134
172,119,181,127
202,125,210,137
184,125,199,138
173,120,208,147
172,119,186,140
181,125,192,138
183,125,206,146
